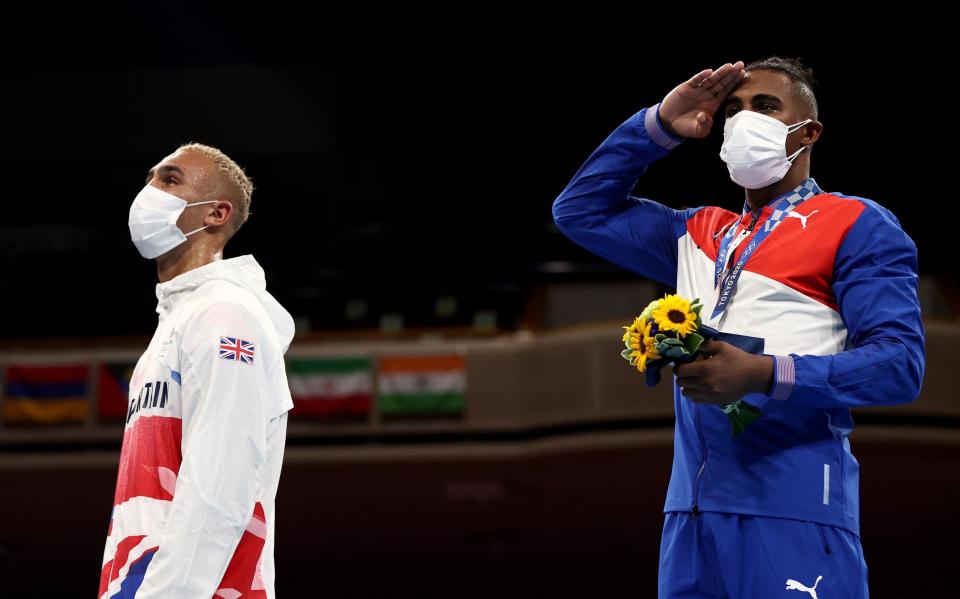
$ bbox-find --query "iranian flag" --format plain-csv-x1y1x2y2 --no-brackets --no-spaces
378,355,466,415
286,357,373,419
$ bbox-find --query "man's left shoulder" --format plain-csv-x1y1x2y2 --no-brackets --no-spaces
182,294,274,353
810,191,905,233
821,193,918,261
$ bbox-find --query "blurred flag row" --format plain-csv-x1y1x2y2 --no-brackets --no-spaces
1,355,466,426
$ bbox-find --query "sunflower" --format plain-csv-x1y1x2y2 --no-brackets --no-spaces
651,293,698,336
622,316,639,346
622,317,661,372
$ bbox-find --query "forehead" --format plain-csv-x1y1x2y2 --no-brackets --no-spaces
149,149,215,182
726,69,796,106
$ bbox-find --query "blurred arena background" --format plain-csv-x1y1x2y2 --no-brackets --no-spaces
1,10,956,598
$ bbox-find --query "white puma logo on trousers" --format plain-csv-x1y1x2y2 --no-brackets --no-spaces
785,209,819,229
786,575,822,598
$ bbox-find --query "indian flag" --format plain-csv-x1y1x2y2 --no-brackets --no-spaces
286,357,373,419
378,355,466,415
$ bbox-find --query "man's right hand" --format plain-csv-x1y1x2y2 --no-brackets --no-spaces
657,61,745,139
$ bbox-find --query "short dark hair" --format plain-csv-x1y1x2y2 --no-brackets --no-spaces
744,56,819,121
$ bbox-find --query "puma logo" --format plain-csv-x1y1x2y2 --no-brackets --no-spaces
786,575,822,598
786,209,819,229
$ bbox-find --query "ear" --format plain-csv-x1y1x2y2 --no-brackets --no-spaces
205,200,234,228
802,120,824,145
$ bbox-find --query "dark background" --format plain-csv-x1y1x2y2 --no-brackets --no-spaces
1,9,956,599
1,11,951,339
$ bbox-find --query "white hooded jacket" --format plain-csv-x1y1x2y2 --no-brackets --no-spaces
98,254,295,599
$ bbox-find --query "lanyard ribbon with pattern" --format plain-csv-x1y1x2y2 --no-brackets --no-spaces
708,178,822,323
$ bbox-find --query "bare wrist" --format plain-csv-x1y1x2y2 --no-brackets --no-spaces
754,355,775,395
656,105,681,138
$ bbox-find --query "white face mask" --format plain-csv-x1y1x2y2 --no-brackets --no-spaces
719,110,812,190
128,184,217,259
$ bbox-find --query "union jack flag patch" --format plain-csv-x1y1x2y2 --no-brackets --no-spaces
219,336,255,364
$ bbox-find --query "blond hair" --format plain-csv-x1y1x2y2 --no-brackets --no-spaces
177,142,253,231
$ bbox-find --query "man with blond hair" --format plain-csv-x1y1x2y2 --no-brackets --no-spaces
98,142,296,598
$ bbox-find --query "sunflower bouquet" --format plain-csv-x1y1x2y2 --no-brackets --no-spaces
621,293,761,437
621,293,711,385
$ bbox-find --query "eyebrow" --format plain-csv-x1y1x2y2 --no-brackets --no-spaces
145,164,185,184
722,93,784,111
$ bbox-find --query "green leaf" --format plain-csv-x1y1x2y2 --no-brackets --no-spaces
684,332,705,354
621,348,633,360
655,333,667,342
721,400,763,438
656,340,689,359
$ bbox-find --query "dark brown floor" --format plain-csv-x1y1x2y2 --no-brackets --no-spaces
1,436,957,597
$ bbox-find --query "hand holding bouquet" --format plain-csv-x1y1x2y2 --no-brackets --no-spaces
621,293,763,437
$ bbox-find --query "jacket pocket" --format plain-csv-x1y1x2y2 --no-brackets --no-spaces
814,522,833,556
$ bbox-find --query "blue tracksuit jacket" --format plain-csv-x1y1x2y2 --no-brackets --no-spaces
552,103,925,536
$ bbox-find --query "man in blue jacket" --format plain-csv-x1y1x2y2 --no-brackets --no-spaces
552,57,924,598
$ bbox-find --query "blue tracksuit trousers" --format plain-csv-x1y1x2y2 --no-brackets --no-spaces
658,511,869,598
